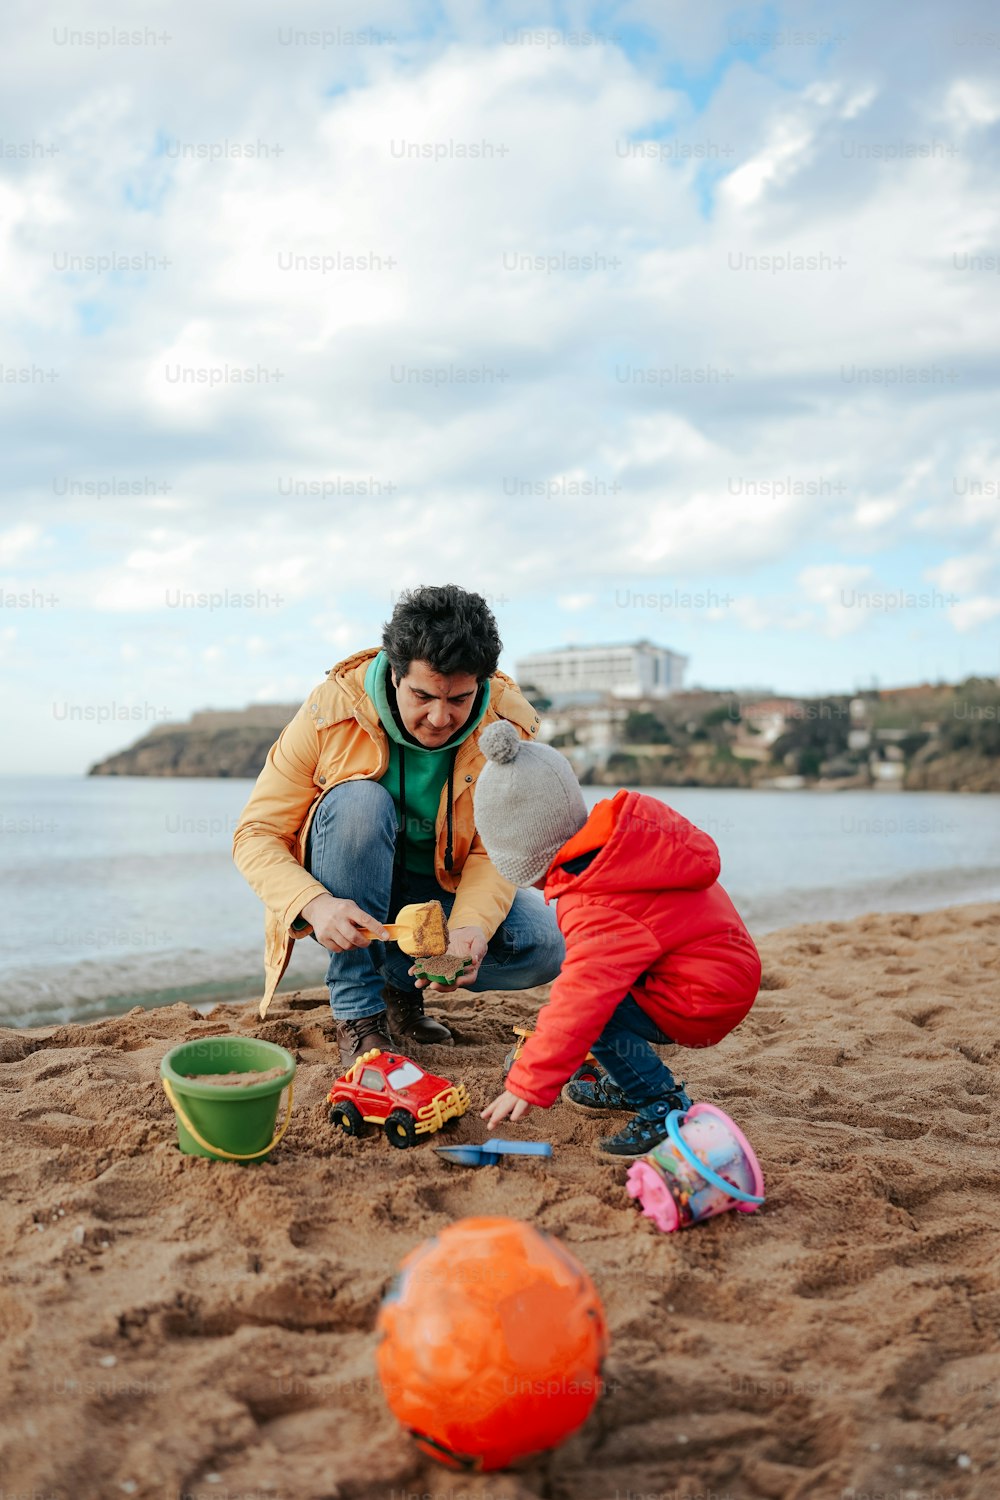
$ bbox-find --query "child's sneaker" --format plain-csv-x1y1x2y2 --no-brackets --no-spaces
594,1086,692,1161
561,1073,634,1113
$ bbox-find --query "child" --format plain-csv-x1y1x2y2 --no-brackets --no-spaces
473,720,761,1159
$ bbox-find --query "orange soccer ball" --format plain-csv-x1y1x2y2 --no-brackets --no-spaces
376,1216,608,1471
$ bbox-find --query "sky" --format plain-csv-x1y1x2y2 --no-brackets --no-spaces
2,0,999,773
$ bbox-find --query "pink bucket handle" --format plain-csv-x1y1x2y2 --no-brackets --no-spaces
664,1106,765,1206
686,1102,766,1210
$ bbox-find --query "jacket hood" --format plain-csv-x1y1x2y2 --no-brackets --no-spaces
326,647,379,701
544,789,721,898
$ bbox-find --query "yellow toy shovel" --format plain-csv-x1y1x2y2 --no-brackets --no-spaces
364,900,449,956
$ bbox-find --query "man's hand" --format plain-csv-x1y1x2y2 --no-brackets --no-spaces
411,925,488,992
481,1089,532,1129
300,893,388,953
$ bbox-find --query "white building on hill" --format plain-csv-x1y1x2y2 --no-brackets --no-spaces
516,640,687,704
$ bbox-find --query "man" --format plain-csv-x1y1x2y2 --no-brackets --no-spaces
233,584,565,1066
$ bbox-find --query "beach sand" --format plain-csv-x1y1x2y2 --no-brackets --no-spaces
1,903,998,1500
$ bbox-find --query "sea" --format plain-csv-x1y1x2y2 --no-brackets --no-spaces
2,775,999,1028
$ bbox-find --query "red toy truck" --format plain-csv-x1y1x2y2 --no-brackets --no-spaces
328,1049,469,1148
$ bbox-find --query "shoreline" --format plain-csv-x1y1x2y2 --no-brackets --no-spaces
6,769,1000,791
8,876,1000,1031
1,901,998,1498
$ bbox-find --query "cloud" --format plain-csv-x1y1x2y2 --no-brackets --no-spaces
308,610,368,649
728,595,817,632
0,524,46,566
940,78,1000,131
798,563,875,637
720,116,817,209
926,553,996,594
2,0,999,768
949,596,1000,630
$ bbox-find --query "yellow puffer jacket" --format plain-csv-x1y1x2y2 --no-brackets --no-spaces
232,648,543,1017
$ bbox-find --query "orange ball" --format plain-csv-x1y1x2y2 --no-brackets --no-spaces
376,1216,608,1471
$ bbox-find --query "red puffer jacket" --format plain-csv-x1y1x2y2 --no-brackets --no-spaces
506,789,762,1109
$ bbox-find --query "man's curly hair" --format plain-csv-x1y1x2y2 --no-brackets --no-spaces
382,585,503,683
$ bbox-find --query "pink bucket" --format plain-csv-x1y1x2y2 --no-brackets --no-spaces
626,1103,765,1233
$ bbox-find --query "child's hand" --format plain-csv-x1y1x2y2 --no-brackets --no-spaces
480,1089,532,1130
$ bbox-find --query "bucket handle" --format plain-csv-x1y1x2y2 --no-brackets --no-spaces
162,1076,295,1161
664,1109,765,1205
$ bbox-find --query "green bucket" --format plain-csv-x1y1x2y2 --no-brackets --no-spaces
160,1036,296,1164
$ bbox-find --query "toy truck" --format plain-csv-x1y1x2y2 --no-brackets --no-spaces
328,1049,469,1149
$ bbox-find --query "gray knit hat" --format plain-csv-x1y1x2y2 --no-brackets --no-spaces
474,720,589,887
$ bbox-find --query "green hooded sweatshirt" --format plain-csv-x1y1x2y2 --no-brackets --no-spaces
364,651,490,875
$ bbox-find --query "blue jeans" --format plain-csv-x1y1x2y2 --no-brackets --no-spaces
590,993,680,1110
305,780,565,1020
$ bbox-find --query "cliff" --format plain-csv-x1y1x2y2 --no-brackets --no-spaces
87,706,297,779
903,746,1000,794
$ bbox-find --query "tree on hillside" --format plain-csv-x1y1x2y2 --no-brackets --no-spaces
701,702,741,727
770,700,852,774
944,680,1000,756
624,710,671,744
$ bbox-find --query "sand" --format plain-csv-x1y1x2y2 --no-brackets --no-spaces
183,1066,291,1088
412,952,474,984
396,900,450,958
1,903,998,1500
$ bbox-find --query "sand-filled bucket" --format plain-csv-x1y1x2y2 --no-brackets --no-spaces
160,1036,296,1163
626,1102,764,1232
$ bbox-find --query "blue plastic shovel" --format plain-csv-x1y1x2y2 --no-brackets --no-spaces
434,1139,553,1167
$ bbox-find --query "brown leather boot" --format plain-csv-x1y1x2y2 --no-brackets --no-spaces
334,1009,395,1071
383,984,455,1047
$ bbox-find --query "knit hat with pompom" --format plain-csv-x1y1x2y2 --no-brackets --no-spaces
473,720,589,887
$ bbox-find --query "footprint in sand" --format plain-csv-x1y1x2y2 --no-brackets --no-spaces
809,1099,930,1140
26,1058,82,1082
16,1106,92,1129
905,1005,947,1028
952,1042,989,1067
